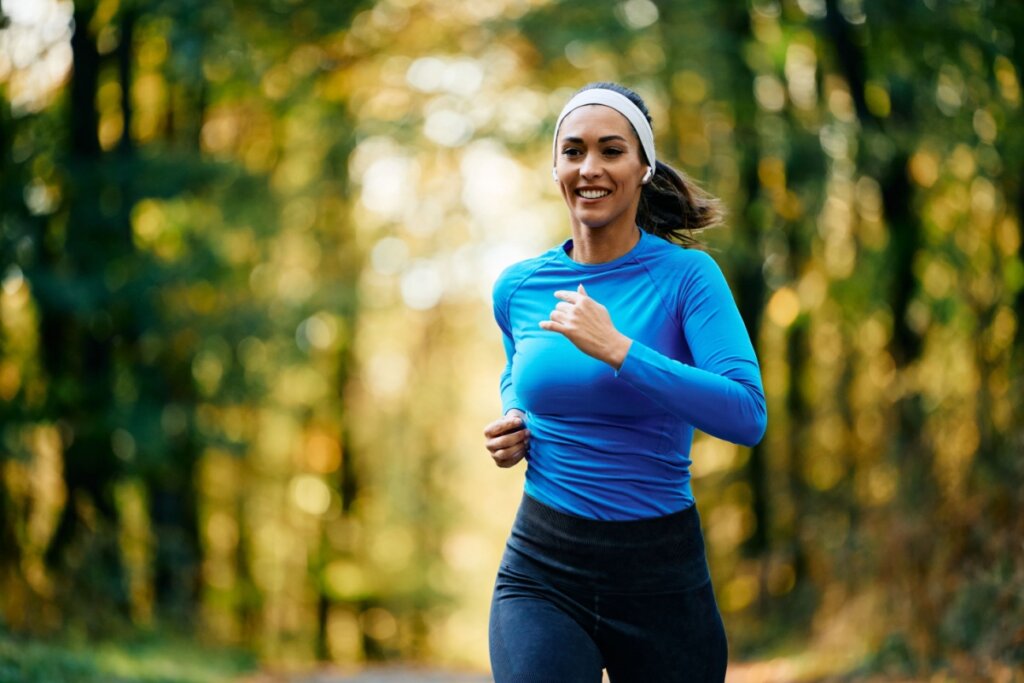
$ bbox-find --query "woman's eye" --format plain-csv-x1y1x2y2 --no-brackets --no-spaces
603,148,623,156
562,148,582,157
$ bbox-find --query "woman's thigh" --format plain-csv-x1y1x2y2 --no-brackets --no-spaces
489,565,604,683
597,581,728,683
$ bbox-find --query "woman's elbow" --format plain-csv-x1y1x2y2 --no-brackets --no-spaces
736,396,767,447
745,408,768,447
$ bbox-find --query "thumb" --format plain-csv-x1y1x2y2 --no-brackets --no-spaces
577,283,587,297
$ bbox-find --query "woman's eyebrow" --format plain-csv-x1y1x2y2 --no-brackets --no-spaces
561,135,629,144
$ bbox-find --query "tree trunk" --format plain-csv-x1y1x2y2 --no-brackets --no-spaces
44,6,126,618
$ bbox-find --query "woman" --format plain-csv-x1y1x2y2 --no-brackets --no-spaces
484,82,767,682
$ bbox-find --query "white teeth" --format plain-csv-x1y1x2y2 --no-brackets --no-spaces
578,189,610,199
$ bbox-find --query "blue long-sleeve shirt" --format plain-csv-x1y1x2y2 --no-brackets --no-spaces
493,228,767,520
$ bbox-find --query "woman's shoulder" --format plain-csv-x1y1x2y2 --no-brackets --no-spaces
492,244,563,301
638,236,732,319
640,233,721,278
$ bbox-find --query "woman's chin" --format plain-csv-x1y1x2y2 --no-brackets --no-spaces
567,207,607,227
573,213,623,231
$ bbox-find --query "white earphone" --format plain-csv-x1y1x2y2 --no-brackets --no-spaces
552,167,559,182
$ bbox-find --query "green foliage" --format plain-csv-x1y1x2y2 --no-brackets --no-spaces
0,630,256,683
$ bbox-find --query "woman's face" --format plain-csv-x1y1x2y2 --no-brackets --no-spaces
554,104,648,232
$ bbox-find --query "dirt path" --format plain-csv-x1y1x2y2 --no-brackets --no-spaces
241,661,807,683
239,657,1014,682
239,666,493,682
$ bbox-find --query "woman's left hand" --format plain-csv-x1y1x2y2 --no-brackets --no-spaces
540,283,633,370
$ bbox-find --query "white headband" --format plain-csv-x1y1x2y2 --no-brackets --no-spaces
552,88,656,170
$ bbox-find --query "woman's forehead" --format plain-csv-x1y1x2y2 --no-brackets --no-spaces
558,104,637,140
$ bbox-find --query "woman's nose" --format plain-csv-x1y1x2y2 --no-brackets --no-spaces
580,153,603,178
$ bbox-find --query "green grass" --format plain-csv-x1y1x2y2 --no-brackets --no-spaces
0,631,258,683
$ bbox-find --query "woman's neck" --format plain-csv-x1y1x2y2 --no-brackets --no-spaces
567,223,641,264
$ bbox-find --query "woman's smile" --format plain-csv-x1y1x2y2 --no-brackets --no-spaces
576,186,613,200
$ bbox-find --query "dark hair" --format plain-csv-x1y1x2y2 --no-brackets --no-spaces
577,82,723,248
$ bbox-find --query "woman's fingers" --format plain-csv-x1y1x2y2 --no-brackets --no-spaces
488,431,529,468
539,287,630,367
491,445,527,468
486,429,529,452
483,413,529,468
555,300,574,312
547,289,600,327
483,414,524,438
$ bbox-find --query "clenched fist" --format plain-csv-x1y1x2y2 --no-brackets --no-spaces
539,283,632,369
484,409,530,468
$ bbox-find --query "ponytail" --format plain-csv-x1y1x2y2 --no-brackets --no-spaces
637,160,723,248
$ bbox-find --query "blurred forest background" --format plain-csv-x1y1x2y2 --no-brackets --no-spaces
1,0,1022,680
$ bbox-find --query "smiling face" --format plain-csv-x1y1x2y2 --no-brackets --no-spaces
554,104,648,233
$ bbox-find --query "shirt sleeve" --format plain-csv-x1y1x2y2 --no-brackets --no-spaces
614,251,767,447
493,278,524,416
498,328,523,415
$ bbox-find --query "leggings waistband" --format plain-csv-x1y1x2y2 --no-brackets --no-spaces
504,492,710,593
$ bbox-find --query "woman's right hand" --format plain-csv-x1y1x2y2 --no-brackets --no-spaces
483,409,530,468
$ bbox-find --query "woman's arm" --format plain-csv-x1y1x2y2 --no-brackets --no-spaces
488,283,529,467
615,253,766,446
541,254,766,447
498,329,524,416
615,341,766,446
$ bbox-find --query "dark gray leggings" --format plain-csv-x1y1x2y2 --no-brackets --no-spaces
489,494,728,683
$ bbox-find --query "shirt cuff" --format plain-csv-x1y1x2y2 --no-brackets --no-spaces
614,338,657,379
